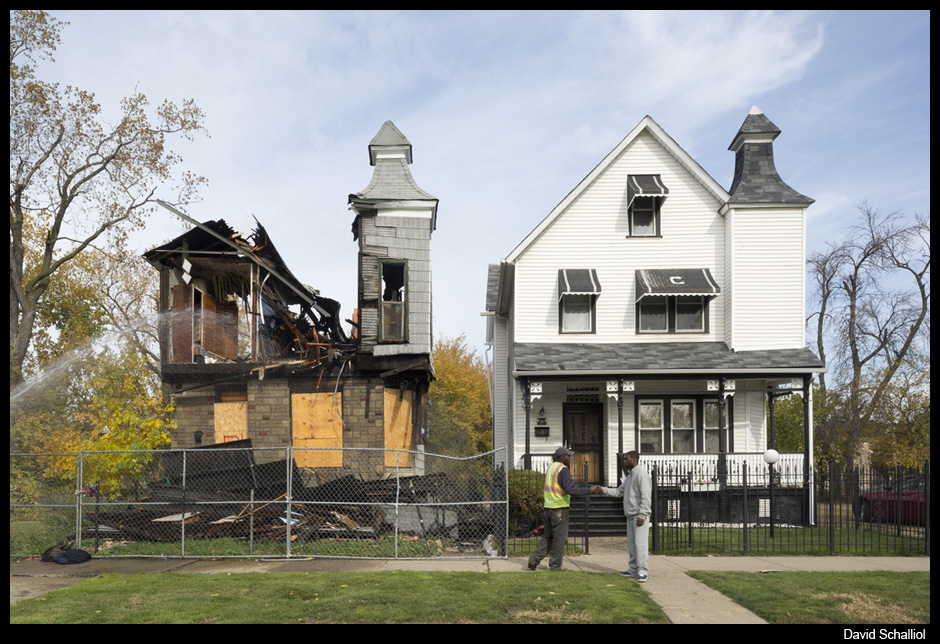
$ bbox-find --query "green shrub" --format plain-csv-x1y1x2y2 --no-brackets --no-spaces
507,470,544,533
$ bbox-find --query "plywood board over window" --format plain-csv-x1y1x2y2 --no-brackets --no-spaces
292,393,343,468
214,401,248,444
384,388,414,467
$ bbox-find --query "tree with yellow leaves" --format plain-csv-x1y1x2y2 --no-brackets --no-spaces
10,10,208,384
427,335,492,457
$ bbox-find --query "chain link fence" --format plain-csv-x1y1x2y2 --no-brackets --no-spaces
10,447,508,560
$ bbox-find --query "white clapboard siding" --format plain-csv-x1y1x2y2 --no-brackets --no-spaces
726,207,806,350
513,131,726,344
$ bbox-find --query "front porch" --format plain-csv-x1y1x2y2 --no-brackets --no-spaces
529,451,807,487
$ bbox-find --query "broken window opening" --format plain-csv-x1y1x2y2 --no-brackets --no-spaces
381,261,407,342
148,218,354,369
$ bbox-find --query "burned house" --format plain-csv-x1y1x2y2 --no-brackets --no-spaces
144,121,437,479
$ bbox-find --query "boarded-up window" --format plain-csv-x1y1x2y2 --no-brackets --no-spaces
384,388,413,467
292,392,343,468
214,401,248,444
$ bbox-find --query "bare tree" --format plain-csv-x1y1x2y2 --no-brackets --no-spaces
10,10,207,383
808,202,930,468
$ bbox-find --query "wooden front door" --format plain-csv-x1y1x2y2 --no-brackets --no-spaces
564,404,603,484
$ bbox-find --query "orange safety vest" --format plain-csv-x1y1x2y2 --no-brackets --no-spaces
543,461,570,509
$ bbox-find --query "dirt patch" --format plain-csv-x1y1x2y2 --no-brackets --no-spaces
810,592,919,624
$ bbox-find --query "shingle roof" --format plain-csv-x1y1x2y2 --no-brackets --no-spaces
352,157,437,201
514,342,824,375
350,120,437,203
727,107,814,206
486,264,500,312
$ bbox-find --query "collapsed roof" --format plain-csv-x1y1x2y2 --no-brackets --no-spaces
143,215,352,372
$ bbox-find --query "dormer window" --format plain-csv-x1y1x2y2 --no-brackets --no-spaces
627,175,668,237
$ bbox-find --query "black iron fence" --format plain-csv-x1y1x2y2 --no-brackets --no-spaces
507,460,929,557
652,460,929,556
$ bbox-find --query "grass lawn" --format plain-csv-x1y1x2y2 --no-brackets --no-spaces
654,525,927,556
689,570,930,624
9,570,669,624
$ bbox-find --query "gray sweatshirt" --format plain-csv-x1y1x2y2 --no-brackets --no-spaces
601,464,652,517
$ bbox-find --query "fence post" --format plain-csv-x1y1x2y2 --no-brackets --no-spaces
925,461,930,557
828,461,836,556
742,462,749,555
249,488,255,556
286,448,293,558
651,466,658,554
394,449,400,559
582,462,590,556
895,464,903,536
75,452,83,550
181,450,187,558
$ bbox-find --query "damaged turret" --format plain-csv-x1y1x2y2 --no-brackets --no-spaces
142,121,436,482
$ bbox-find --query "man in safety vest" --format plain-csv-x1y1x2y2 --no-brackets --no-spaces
528,446,600,571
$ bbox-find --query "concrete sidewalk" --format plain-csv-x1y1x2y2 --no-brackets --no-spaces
10,538,930,624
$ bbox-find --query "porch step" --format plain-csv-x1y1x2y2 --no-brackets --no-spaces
569,495,627,537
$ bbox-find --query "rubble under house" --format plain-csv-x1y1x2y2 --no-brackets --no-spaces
144,121,438,479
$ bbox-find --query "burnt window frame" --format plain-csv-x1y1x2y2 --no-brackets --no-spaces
379,259,408,343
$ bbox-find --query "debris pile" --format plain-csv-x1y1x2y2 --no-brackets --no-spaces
83,441,468,545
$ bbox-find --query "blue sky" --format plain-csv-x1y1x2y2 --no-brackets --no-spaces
37,10,930,357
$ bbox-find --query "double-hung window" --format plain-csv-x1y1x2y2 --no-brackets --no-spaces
626,175,668,237
637,397,731,454
558,269,601,334
638,400,664,453
635,269,719,335
629,196,661,236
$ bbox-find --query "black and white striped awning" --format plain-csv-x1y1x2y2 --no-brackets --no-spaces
635,268,720,301
558,269,601,301
627,175,669,208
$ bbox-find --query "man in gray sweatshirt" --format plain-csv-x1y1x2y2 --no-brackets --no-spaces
599,451,651,582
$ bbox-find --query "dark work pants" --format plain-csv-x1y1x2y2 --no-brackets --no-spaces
528,507,570,571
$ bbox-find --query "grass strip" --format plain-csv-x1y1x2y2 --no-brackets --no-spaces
688,570,930,624
10,569,669,624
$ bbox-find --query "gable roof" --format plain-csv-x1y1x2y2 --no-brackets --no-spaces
504,116,730,263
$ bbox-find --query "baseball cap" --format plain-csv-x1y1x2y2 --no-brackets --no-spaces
554,446,575,458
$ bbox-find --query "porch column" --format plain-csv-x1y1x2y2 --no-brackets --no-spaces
717,378,728,486
617,380,624,456
767,392,777,450
523,379,532,470
803,375,814,526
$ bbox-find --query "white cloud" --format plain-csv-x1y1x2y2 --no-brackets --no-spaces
32,10,929,355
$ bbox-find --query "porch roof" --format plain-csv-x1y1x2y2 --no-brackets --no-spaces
513,341,824,377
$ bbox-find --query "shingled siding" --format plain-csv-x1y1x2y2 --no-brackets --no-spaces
361,213,433,357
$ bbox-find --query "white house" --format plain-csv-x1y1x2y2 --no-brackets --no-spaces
484,108,825,489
